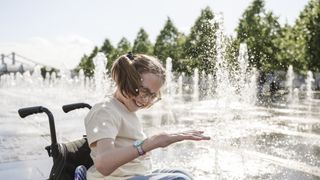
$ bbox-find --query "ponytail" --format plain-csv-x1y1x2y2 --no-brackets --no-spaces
111,55,141,98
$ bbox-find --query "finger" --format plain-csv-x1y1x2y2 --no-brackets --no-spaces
199,135,211,140
180,130,204,135
179,134,211,141
179,130,201,133
192,133,211,140
191,130,204,134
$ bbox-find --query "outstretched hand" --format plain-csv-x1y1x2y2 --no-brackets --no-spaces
143,130,211,151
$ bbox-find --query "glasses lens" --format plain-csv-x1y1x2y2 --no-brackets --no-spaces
137,86,161,107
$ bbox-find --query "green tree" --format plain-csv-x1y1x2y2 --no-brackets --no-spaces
174,33,188,73
236,0,281,72
293,0,320,72
154,17,183,70
132,28,153,54
77,46,99,77
116,37,132,56
100,38,116,69
110,37,132,70
273,24,301,71
184,6,218,73
224,36,240,72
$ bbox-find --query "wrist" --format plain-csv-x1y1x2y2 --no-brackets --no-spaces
133,139,146,156
142,137,156,152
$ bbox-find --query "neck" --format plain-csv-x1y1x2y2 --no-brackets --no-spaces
114,90,128,107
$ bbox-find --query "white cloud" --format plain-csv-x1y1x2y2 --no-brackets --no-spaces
0,35,95,69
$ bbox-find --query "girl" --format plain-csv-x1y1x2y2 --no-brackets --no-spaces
85,53,210,180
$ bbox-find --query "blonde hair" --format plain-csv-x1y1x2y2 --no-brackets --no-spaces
111,54,166,98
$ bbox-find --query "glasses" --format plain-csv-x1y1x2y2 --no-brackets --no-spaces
137,86,161,106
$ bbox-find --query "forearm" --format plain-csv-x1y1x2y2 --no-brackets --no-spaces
95,131,209,176
141,137,158,152
95,145,141,176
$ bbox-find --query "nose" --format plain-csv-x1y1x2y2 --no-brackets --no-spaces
142,96,150,103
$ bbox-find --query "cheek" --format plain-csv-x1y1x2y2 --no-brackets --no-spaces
126,98,138,110
130,97,139,106
127,97,134,103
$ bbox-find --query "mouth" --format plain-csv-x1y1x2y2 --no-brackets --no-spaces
133,99,144,108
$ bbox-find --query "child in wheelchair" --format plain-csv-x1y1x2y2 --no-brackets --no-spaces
18,53,210,180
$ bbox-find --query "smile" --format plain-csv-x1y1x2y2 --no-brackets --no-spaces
133,99,144,108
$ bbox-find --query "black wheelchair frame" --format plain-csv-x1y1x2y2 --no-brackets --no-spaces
18,103,93,180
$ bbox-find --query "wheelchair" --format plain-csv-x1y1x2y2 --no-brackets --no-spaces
18,103,93,180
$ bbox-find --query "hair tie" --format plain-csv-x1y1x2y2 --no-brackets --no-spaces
126,52,134,60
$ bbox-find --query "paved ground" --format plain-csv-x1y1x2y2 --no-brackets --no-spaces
0,158,51,180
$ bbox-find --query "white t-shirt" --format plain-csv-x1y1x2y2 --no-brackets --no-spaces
84,96,152,180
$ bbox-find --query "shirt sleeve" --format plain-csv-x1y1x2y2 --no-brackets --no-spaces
85,104,121,146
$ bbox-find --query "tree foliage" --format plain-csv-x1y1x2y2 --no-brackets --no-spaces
132,28,153,54
116,37,132,56
75,1,319,78
78,46,99,77
184,6,218,74
100,38,116,69
154,17,185,71
236,0,281,72
273,24,301,71
110,37,132,70
293,0,320,72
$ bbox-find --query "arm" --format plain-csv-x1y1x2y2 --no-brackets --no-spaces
94,138,140,176
94,130,210,176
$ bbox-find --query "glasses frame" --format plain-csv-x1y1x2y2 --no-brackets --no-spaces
137,86,162,107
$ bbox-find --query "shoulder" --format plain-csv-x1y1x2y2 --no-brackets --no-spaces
84,100,121,125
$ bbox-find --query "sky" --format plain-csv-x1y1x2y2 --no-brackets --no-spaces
0,0,309,69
